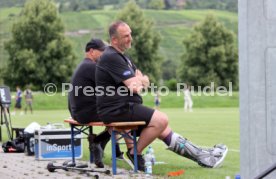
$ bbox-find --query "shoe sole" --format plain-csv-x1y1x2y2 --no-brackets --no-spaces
116,153,125,161
213,146,228,168
116,157,124,161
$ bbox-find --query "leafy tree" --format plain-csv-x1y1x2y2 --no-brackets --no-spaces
3,0,76,90
116,1,162,83
148,0,165,10
186,0,237,12
178,14,238,89
0,0,237,12
163,0,186,10
162,59,177,80
164,78,177,91
0,0,26,7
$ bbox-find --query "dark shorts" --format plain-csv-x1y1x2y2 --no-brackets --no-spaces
15,101,21,109
100,103,155,135
71,109,100,124
155,101,160,106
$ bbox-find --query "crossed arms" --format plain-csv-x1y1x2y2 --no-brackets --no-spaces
123,69,150,93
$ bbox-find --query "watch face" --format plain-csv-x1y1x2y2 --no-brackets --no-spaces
0,86,11,105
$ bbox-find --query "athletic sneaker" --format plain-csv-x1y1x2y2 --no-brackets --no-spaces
210,144,228,168
116,152,124,160
123,152,134,169
198,144,228,168
126,150,145,171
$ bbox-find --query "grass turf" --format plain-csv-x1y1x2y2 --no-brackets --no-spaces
1,107,239,179
7,91,238,110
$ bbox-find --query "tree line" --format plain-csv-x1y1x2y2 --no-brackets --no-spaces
0,0,237,12
1,0,238,91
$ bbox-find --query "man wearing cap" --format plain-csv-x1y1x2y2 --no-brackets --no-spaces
68,38,123,168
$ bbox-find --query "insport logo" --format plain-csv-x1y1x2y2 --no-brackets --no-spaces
46,144,72,152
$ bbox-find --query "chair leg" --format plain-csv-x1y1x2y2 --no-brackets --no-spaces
111,128,139,175
133,130,138,173
70,124,75,165
89,126,93,163
111,130,117,175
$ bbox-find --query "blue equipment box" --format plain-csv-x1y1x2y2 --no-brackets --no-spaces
34,129,82,160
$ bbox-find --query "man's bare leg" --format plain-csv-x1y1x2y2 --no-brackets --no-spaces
129,110,168,155
153,111,228,168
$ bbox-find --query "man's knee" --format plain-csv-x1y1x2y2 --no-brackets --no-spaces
150,111,168,130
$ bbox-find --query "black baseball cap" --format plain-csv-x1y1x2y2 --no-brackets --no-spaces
85,39,106,52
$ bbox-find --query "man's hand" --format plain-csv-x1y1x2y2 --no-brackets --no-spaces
135,69,150,88
135,69,143,77
123,69,150,93
141,75,150,88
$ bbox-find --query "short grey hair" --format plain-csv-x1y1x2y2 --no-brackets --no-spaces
108,20,127,38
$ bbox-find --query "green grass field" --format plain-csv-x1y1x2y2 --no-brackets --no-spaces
1,107,240,179
8,91,238,110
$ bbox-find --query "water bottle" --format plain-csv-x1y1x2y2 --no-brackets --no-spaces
144,151,152,175
148,146,156,165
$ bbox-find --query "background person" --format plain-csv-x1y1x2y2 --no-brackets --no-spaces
96,21,228,171
12,86,23,115
154,91,161,110
24,86,33,114
68,38,123,168
184,85,193,112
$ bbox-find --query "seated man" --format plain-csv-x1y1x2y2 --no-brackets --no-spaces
95,21,228,171
68,39,123,168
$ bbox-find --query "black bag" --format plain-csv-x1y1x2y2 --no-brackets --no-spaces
2,137,25,153
24,132,35,155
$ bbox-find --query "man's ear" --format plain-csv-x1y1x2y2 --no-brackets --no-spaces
88,48,94,56
111,36,117,44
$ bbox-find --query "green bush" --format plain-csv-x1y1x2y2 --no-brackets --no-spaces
164,78,178,91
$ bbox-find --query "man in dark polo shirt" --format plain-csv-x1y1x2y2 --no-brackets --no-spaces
96,21,228,171
68,39,123,168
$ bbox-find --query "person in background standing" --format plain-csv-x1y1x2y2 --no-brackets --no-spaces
184,85,193,112
24,86,33,114
12,86,23,115
154,91,161,110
